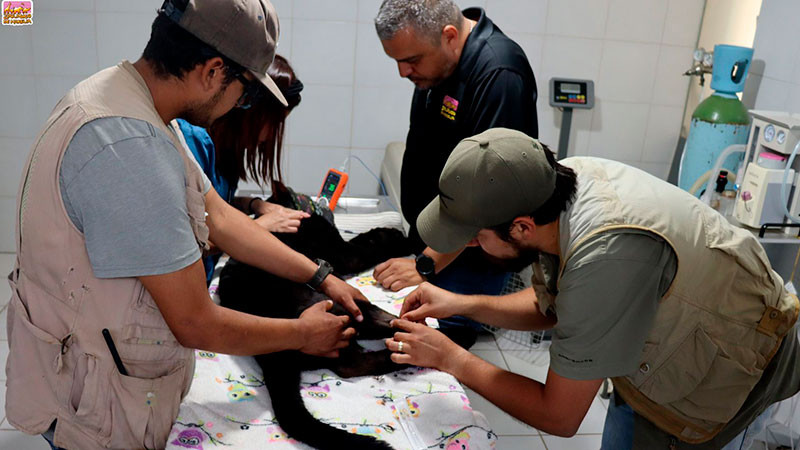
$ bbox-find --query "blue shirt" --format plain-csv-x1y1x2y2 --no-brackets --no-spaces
176,119,240,283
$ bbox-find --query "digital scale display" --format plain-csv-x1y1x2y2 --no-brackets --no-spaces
549,78,595,109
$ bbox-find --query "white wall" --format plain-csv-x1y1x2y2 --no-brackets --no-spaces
745,0,800,113
0,0,704,252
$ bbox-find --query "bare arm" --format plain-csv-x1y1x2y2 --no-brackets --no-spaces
448,352,602,436
206,188,317,283
139,259,354,357
401,283,556,331
386,320,600,437
205,188,366,319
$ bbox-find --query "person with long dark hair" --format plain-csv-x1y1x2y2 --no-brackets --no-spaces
173,54,308,283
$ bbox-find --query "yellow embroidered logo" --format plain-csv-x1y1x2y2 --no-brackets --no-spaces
440,95,458,121
2,1,32,26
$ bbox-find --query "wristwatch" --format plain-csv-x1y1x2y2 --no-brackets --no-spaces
306,259,334,291
415,254,435,280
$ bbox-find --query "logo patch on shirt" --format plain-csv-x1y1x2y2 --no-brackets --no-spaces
440,95,459,121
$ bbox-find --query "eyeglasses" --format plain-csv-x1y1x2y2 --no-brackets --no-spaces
232,71,264,110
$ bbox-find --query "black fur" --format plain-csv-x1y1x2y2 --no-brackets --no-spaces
217,212,413,450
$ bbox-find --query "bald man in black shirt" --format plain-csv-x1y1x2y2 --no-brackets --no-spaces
373,0,539,318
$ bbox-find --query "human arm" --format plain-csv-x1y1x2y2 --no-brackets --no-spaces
205,187,367,321
385,319,600,436
373,247,463,291
233,196,310,233
400,282,557,331
138,259,355,357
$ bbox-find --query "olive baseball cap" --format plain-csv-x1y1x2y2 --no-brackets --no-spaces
161,0,288,106
416,128,557,253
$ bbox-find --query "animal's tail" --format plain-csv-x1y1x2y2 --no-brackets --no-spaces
264,361,395,450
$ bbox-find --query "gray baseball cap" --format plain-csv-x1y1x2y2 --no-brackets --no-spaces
162,0,288,106
416,128,557,253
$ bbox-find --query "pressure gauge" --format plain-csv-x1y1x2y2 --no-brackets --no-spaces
764,124,776,142
777,130,787,145
702,52,713,67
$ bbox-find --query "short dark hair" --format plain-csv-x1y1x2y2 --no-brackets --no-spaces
490,144,577,240
142,12,244,84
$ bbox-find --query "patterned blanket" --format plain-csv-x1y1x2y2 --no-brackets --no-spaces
167,269,497,450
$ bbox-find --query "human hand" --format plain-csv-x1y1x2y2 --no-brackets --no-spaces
400,282,465,322
297,300,356,358
384,319,469,371
373,257,424,291
319,275,368,322
253,201,309,233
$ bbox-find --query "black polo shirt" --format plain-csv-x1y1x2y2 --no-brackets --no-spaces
402,8,539,251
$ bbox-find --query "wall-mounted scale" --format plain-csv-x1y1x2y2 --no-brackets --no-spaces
549,78,595,160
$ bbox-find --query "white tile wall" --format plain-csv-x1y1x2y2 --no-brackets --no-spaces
31,11,97,76
0,76,37,138
293,0,359,22
604,0,668,44
750,0,800,116
484,0,548,35
291,20,357,86
662,0,705,47
96,12,154,70
351,86,412,148
651,45,693,107
286,84,353,147
0,26,33,75
546,0,609,40
35,0,94,11
642,105,684,163
0,0,704,251
597,41,660,103
589,101,650,161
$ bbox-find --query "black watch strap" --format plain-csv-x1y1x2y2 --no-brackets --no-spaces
306,259,333,291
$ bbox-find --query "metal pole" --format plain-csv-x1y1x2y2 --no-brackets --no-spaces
557,107,573,160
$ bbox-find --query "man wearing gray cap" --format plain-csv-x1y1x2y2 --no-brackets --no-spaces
386,128,800,449
6,1,363,449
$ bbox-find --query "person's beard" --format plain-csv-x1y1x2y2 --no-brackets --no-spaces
180,84,227,128
481,241,541,273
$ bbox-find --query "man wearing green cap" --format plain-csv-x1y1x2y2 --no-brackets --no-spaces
385,128,800,449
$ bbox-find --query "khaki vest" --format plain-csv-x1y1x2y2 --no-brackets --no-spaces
6,61,209,449
533,157,799,444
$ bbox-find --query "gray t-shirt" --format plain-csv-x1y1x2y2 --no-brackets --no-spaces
542,229,677,380
59,116,211,278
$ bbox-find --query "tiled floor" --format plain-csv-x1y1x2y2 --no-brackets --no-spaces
0,252,608,449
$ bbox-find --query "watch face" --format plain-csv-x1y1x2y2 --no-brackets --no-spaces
416,255,435,276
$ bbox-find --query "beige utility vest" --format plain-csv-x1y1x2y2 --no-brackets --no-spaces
533,157,799,444
6,61,209,449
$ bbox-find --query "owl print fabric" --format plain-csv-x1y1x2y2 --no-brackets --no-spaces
167,267,496,449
